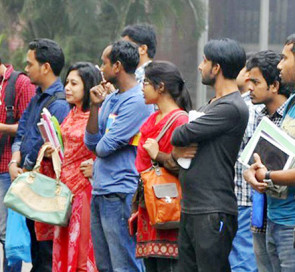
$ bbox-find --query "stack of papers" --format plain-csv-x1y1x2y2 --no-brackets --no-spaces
37,108,64,161
239,117,295,170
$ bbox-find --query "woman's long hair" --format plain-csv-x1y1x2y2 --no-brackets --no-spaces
144,61,192,112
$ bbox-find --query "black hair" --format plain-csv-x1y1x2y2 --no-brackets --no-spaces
64,62,102,111
246,50,291,98
28,38,65,76
121,24,157,59
285,34,295,54
204,38,246,79
108,40,139,74
145,61,192,112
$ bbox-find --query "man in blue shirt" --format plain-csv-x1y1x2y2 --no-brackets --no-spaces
9,38,70,272
244,34,295,271
84,40,153,272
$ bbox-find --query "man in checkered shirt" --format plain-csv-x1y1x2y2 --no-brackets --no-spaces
0,57,35,271
244,50,291,272
229,56,263,272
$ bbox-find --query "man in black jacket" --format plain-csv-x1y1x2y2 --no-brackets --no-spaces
172,38,249,272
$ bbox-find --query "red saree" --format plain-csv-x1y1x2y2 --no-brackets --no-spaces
51,107,97,272
135,109,188,258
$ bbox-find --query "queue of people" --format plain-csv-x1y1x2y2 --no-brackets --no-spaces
0,22,295,272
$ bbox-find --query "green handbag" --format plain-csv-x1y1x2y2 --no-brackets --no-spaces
4,143,73,227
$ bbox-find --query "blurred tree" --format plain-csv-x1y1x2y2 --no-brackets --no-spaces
0,0,204,83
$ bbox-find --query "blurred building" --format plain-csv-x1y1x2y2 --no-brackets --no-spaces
194,0,295,107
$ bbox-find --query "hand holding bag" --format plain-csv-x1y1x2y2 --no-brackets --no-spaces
4,143,73,226
141,111,187,229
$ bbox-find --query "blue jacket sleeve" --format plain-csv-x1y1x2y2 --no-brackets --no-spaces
12,96,35,152
23,100,70,170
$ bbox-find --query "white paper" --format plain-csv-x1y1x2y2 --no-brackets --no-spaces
177,110,205,169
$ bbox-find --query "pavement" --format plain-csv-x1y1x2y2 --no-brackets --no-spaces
0,246,31,272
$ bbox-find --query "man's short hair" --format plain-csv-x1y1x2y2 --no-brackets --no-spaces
121,24,157,59
108,40,139,74
285,34,295,54
246,50,291,98
204,38,246,79
28,38,65,76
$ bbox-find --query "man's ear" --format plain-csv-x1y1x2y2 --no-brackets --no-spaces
211,63,221,76
113,61,121,73
138,44,148,56
41,62,51,75
270,80,280,94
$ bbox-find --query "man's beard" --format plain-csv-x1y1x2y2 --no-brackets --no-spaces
201,73,216,86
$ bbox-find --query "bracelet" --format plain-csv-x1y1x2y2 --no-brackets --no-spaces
8,160,18,168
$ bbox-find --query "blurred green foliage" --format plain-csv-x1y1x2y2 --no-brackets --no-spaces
0,0,205,78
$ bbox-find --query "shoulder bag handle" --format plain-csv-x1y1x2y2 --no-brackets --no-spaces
155,110,188,142
33,143,61,180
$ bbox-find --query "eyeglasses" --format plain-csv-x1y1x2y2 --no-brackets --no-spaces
143,79,151,86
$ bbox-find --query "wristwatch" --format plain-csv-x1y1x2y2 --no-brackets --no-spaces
263,170,273,187
8,160,18,168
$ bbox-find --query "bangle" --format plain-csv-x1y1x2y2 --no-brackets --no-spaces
8,160,18,168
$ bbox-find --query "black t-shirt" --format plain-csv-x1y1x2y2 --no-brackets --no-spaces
172,91,249,215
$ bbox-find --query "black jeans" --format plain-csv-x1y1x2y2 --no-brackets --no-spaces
144,257,178,272
177,212,237,272
26,219,53,272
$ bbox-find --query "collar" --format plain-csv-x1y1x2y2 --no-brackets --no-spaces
259,101,287,119
241,91,251,101
137,60,152,71
36,78,64,96
112,84,141,98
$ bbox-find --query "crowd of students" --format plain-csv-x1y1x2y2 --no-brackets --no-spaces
0,22,295,272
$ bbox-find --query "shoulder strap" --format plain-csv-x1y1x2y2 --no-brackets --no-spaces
284,95,295,117
39,92,66,118
4,71,22,124
43,91,66,110
155,110,188,142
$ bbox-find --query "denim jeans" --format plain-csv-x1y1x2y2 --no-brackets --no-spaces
0,172,22,272
177,212,237,272
252,231,273,272
229,206,258,272
91,194,144,272
266,219,295,272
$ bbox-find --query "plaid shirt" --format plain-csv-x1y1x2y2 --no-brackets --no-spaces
135,60,152,85
235,92,263,206
0,65,35,173
251,100,287,233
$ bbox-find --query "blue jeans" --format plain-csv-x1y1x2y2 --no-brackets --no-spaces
252,232,273,272
266,219,295,272
0,172,22,272
91,194,144,272
229,206,258,272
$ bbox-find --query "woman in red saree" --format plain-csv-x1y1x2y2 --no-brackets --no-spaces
43,62,102,271
134,61,194,272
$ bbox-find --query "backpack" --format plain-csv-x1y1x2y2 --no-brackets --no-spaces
0,71,22,160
